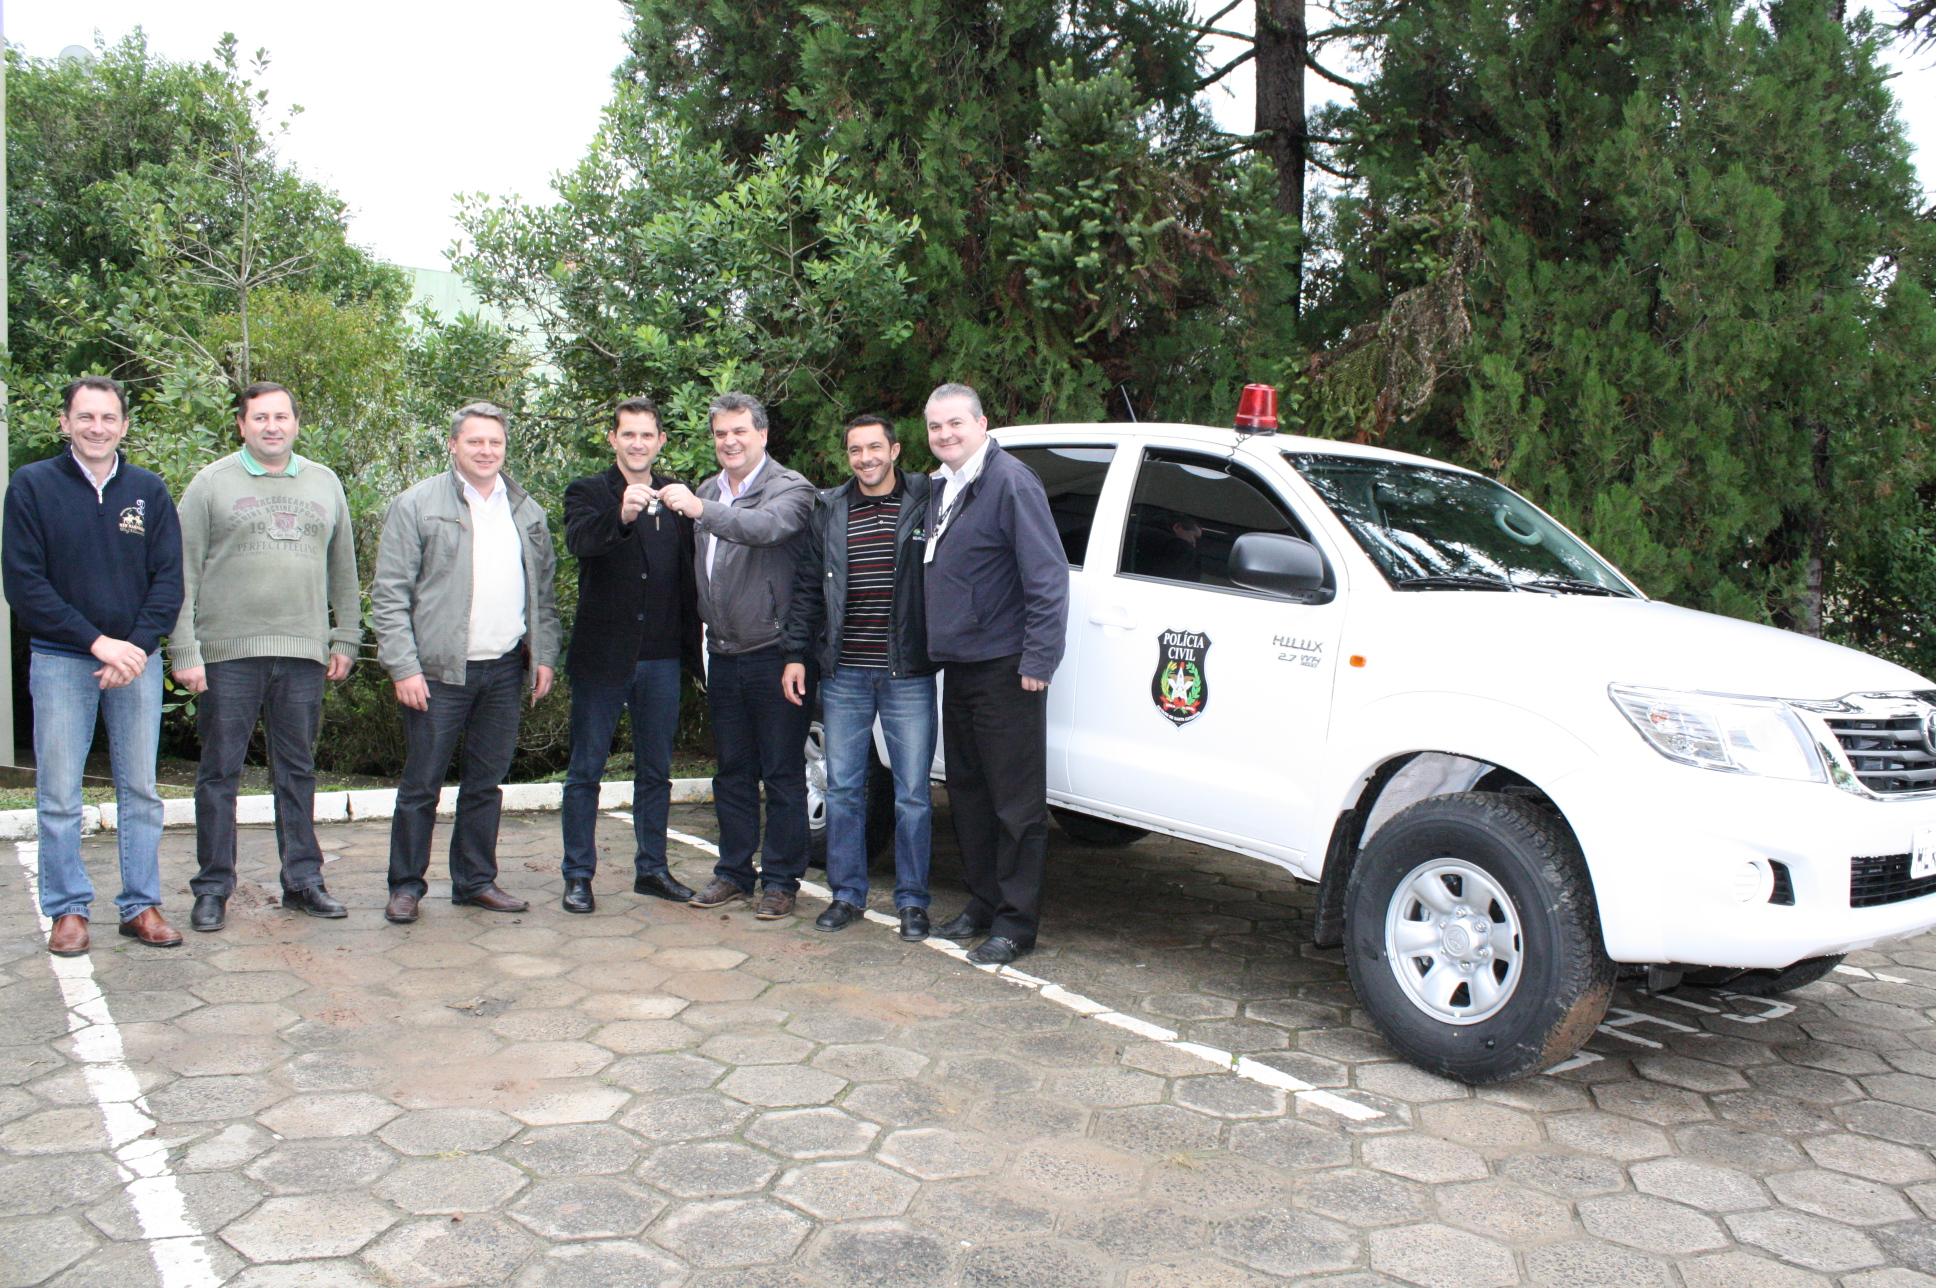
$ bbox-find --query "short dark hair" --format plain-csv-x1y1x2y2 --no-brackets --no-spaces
843,413,895,449
236,381,300,420
613,396,662,432
708,391,768,432
61,375,128,417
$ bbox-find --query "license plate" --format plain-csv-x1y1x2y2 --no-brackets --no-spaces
1915,826,1936,880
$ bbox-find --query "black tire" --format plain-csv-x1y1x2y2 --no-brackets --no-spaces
1685,954,1844,996
1050,807,1149,847
1345,792,1614,1084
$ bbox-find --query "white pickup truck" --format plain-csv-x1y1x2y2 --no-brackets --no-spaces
952,416,1936,1083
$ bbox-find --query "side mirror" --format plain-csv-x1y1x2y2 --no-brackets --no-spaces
1229,532,1329,600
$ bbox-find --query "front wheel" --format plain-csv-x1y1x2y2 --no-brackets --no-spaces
1345,792,1613,1084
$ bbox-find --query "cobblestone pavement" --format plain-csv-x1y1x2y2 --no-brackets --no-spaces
5,800,1936,1287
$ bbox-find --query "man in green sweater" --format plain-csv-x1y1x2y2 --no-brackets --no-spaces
170,382,362,931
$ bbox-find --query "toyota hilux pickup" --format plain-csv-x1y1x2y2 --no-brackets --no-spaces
973,413,1936,1083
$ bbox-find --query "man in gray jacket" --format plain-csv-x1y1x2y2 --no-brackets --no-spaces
654,392,815,917
372,403,561,923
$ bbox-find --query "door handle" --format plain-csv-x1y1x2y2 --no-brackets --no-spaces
1087,607,1138,630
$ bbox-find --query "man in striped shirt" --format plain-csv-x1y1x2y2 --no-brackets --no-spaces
781,415,938,941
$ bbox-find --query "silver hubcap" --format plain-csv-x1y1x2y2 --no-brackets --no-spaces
1384,858,1524,1024
805,721,828,833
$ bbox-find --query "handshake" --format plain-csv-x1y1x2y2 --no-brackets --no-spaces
621,481,702,523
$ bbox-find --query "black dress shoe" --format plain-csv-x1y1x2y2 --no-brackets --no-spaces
965,936,1029,966
898,907,930,942
562,879,595,914
815,900,863,932
934,911,991,941
190,894,226,932
282,886,347,918
633,871,694,903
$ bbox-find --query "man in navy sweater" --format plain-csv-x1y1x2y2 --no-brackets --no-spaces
921,383,1069,964
3,376,185,956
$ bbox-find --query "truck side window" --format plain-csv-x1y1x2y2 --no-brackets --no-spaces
1006,445,1116,568
1121,449,1310,589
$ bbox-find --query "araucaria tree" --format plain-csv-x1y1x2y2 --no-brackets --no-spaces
1314,0,1936,639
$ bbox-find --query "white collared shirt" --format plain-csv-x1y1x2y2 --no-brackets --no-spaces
925,438,990,563
706,456,767,580
464,474,527,660
71,447,120,501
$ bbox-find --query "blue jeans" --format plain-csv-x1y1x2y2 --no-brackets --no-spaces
562,658,682,881
821,666,936,910
30,651,165,921
707,648,809,895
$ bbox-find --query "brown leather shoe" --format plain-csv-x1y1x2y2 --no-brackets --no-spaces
689,876,748,909
47,914,88,957
452,885,529,913
385,890,421,924
755,887,796,920
117,907,183,947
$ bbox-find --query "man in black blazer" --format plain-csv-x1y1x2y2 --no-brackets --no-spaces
558,396,703,913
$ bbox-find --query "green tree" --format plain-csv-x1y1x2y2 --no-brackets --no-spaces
1309,0,1936,634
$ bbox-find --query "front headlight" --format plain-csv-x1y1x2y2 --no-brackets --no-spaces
1609,684,1826,782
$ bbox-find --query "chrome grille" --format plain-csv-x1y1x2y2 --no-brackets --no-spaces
1817,693,1936,796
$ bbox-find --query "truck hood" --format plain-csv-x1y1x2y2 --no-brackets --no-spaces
1359,593,1931,701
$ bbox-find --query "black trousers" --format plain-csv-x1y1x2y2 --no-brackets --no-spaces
941,654,1049,947
388,652,524,899
707,647,810,894
191,656,328,897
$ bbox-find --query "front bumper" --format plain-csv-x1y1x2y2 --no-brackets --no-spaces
1552,754,1936,968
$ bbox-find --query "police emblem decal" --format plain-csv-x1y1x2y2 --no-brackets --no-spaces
1152,629,1210,726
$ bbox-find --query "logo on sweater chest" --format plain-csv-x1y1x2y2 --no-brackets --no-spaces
118,499,146,535
229,495,327,547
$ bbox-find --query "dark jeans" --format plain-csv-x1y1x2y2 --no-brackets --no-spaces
388,652,524,900
942,654,1049,947
708,647,809,895
562,657,682,881
192,656,328,897
821,665,936,910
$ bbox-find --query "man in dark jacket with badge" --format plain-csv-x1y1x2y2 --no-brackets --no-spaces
2,376,185,956
921,383,1069,965
780,414,937,942
558,396,703,914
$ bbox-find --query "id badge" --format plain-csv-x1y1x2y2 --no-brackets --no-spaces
1913,825,1936,880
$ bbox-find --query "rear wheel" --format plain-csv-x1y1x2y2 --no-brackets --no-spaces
1050,807,1149,847
1345,792,1613,1083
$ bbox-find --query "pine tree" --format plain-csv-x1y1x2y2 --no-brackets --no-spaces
1315,0,1936,632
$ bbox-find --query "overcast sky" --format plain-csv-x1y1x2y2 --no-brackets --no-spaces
12,1,1934,271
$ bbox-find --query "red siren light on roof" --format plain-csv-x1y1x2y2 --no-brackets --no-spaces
1234,383,1278,434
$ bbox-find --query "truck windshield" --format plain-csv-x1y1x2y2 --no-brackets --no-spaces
1286,454,1638,596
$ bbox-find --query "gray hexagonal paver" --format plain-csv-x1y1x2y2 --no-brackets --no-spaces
877,1127,1004,1181
1725,1209,1886,1273
1228,1118,1353,1171
513,1240,688,1288
962,1238,1109,1287
718,1064,847,1107
257,1092,402,1140
373,1155,529,1214
650,1197,813,1267
1766,1168,1917,1226
1629,1157,1768,1212
508,1177,667,1239
620,1091,755,1143
1579,1193,1728,1256
1801,1133,1936,1184
811,1043,930,1082
1011,1140,1144,1200
1361,1133,1490,1184
1523,1239,1673,1288
503,1123,643,1177
362,1214,535,1287
502,1081,631,1126
1293,1167,1428,1228
1214,1209,1361,1278
86,1169,262,1242
775,1159,920,1220
805,1218,952,1288
1677,1251,1834,1288
376,1107,520,1156
1437,1179,1574,1243
745,1107,880,1158
246,1140,398,1194
0,1213,90,1285
1369,1223,1517,1288
601,1052,724,1095
1172,1076,1287,1119
699,1030,815,1065
222,1193,397,1262
638,1141,781,1197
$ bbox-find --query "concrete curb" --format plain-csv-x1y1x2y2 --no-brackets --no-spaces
0,777,716,840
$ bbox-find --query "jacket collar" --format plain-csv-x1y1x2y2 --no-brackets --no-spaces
712,457,786,503
445,467,530,509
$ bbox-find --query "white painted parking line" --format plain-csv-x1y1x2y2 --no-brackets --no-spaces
1836,963,1911,984
12,843,224,1288
639,818,1386,1121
